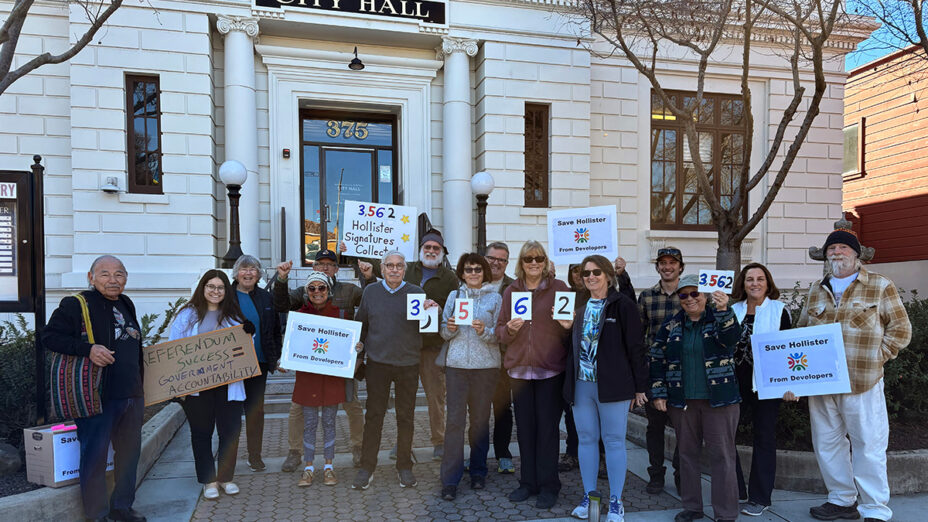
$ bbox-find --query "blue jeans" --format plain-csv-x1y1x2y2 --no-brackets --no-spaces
73,396,144,519
441,367,498,486
572,380,630,500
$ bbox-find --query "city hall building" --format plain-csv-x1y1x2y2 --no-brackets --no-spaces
1,0,869,315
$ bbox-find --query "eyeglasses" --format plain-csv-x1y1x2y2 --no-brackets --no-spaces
463,267,483,274
485,255,508,265
384,263,405,271
582,269,603,278
521,255,547,264
307,285,328,293
422,244,442,252
677,290,701,300
238,267,260,274
205,284,225,293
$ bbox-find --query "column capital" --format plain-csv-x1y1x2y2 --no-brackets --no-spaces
436,37,478,61
216,15,259,39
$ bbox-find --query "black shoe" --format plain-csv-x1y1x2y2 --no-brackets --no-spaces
536,491,557,509
441,485,457,500
673,510,705,522
863,519,886,522
508,485,533,502
397,468,418,488
810,502,861,520
107,508,147,522
248,455,266,472
646,475,664,494
470,475,486,490
351,469,373,490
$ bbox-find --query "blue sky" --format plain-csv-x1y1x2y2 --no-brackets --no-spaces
845,0,918,71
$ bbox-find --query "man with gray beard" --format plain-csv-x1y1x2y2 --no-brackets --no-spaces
797,229,911,522
360,229,458,460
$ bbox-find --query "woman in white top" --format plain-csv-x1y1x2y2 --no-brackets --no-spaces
730,263,799,517
170,269,254,500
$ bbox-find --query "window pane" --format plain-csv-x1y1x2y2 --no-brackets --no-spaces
133,83,146,116
843,124,859,174
146,118,158,151
302,145,321,263
145,82,158,115
377,150,394,205
524,104,549,207
682,133,714,225
721,98,744,126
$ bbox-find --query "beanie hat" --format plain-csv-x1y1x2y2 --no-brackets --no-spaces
822,229,861,256
420,229,444,249
305,271,332,290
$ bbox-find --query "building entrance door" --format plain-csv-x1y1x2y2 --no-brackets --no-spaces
300,112,397,265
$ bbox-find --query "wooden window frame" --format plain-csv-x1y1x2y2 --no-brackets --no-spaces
524,103,550,208
125,74,163,194
842,117,866,182
650,90,748,230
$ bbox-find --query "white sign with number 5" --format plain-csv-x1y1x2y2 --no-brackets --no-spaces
407,293,427,320
552,292,575,320
512,292,532,320
454,299,474,326
697,270,736,294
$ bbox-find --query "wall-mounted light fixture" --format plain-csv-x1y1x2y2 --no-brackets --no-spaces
349,47,365,71
101,176,120,194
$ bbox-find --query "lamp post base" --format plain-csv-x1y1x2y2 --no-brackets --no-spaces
221,184,244,268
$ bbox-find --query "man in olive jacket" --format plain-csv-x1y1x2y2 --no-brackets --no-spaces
359,229,457,460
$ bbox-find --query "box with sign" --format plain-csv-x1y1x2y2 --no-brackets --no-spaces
24,423,114,488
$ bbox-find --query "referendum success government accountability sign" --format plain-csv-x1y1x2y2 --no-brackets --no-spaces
751,323,851,400
546,205,618,265
280,312,362,379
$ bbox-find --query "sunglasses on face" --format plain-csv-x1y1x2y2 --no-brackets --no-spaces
307,285,328,293
463,267,483,274
522,255,547,264
677,290,701,300
582,269,603,278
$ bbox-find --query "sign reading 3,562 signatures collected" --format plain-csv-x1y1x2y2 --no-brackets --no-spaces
341,200,417,261
546,205,618,265
750,323,851,400
142,325,260,406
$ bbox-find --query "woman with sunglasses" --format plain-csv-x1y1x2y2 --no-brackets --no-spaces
730,263,797,517
559,255,647,521
292,272,349,488
169,270,252,500
649,273,742,522
496,241,571,510
438,253,502,500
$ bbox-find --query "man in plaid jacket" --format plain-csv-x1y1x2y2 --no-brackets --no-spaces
798,229,911,522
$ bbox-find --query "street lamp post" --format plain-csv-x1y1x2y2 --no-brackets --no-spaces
219,160,247,268
470,170,495,255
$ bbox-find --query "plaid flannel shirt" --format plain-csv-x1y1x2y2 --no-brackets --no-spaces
638,281,681,347
797,267,911,394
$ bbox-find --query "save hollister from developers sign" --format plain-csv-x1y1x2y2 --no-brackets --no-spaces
546,205,618,265
750,323,851,400
280,311,362,379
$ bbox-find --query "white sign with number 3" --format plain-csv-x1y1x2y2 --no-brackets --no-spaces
697,270,736,294
407,293,427,320
552,292,575,320
512,292,532,320
419,306,438,333
454,299,474,326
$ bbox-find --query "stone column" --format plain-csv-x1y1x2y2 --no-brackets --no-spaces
217,15,259,258
438,37,478,258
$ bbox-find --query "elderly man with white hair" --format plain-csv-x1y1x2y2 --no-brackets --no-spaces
352,250,438,491
798,228,911,522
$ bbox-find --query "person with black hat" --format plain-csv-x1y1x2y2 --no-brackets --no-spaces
356,228,458,461
799,229,911,522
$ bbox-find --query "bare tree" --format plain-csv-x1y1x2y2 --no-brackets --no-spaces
852,0,928,57
0,0,123,96
572,0,850,269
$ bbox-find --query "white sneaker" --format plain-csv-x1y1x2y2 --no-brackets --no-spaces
203,483,219,499
606,495,624,522
219,481,239,495
570,494,590,519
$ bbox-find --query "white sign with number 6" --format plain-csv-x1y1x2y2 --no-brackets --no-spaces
407,293,427,320
419,306,438,333
455,299,474,326
552,292,575,320
512,292,532,320
697,270,736,294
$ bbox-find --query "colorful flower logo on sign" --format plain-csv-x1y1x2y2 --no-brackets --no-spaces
312,338,329,354
787,352,808,372
574,228,590,243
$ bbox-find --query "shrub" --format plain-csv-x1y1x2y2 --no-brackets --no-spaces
0,314,37,449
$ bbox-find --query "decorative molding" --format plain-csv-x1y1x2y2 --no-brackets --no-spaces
419,24,450,35
216,15,260,39
436,37,479,61
252,8,285,19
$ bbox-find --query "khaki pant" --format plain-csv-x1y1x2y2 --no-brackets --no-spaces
420,347,446,447
288,380,364,453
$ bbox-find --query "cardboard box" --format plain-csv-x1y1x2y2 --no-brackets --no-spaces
24,422,114,488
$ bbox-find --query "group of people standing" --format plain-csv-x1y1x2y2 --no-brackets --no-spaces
43,224,911,522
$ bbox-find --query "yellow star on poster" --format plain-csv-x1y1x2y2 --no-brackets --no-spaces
401,233,410,242
401,215,410,224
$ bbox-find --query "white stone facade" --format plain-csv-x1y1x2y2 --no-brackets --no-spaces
0,0,863,317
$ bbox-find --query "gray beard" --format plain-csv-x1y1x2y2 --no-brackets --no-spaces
421,256,442,269
829,257,854,276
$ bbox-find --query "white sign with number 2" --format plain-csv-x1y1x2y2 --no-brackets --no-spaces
454,299,474,326
419,306,438,333
697,270,735,294
552,292,576,320
407,294,427,320
512,292,532,320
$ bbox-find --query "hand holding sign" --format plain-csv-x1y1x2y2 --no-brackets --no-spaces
698,270,735,294
455,299,474,326
512,292,532,320
419,306,439,333
407,293,427,320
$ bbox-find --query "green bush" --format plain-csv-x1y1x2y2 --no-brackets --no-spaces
0,314,37,449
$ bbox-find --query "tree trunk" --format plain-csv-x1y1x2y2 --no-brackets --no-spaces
716,226,742,270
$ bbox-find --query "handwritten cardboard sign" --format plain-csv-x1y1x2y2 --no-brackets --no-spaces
280,311,362,379
142,325,260,406
341,200,417,261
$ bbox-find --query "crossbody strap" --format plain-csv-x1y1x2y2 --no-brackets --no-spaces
73,292,96,344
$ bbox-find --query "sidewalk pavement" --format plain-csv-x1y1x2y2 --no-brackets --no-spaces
130,374,927,521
